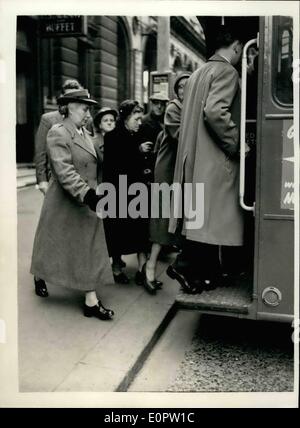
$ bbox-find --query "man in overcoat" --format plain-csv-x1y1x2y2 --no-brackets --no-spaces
35,80,87,194
139,92,169,185
168,26,245,293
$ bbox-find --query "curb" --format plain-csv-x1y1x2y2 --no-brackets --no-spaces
115,302,178,392
17,180,37,189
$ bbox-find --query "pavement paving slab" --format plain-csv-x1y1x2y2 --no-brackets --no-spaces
55,290,177,392
129,310,201,392
17,187,180,392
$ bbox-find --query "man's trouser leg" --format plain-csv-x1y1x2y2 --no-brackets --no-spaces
221,246,245,276
173,239,221,281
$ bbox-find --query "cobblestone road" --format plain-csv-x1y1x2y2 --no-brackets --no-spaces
168,314,294,392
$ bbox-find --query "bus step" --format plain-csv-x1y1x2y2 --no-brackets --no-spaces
175,281,252,314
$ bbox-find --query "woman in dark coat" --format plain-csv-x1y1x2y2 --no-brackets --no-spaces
144,73,191,287
93,106,128,272
102,100,152,288
31,88,114,321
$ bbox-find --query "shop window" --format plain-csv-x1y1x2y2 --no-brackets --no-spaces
173,55,183,73
78,39,94,94
78,21,97,96
273,16,293,105
16,72,27,125
143,70,149,104
41,38,55,107
186,60,193,72
143,33,157,107
41,39,55,108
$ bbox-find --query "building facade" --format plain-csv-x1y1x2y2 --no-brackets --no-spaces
16,15,206,164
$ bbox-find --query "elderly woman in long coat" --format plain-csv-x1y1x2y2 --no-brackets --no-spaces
168,30,245,291
31,88,114,320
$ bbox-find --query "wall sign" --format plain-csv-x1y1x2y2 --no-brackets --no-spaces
39,15,86,38
150,71,175,99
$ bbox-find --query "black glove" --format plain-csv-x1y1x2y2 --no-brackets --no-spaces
83,189,101,212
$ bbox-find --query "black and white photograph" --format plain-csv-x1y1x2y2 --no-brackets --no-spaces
0,0,299,409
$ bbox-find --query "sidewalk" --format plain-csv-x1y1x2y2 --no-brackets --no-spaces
18,187,181,392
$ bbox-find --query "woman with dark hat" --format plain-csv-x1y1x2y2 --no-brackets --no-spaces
102,99,153,290
31,88,114,320
143,73,191,290
93,106,127,273
93,106,118,159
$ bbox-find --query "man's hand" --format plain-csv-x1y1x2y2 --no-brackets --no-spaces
38,181,49,195
245,142,251,157
139,141,153,153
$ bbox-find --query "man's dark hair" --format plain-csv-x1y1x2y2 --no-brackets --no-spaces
215,25,244,50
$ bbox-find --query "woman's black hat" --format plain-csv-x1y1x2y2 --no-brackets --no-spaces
57,89,98,106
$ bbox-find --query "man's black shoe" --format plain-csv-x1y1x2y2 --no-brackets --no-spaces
221,271,246,287
113,272,130,284
34,277,49,297
202,278,219,291
166,265,199,294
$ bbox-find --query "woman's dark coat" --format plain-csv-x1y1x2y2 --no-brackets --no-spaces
149,99,183,246
102,123,150,255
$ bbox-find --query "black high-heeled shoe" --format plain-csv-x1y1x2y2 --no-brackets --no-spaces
143,263,163,290
135,270,144,286
135,268,163,288
34,277,49,297
141,264,156,295
154,279,163,289
83,300,114,320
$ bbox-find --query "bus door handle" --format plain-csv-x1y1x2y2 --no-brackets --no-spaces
239,37,258,213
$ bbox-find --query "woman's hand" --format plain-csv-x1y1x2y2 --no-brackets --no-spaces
139,141,153,153
38,181,49,196
83,189,101,212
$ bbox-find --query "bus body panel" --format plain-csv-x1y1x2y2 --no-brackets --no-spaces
176,16,295,322
255,16,294,321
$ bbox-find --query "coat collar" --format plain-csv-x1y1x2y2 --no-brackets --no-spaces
92,133,104,161
171,98,182,109
63,118,97,158
208,53,232,64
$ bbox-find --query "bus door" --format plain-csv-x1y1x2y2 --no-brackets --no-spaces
241,17,294,322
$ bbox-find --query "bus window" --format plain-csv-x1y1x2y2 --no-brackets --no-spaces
273,16,293,105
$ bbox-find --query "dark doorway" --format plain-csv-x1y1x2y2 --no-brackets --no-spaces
16,18,39,164
16,48,35,163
